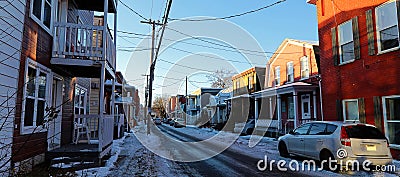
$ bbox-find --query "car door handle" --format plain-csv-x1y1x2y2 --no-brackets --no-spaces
300,139,304,141
317,140,323,142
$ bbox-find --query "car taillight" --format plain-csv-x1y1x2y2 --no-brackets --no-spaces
340,127,351,146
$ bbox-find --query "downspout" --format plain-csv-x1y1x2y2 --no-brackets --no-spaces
318,75,324,121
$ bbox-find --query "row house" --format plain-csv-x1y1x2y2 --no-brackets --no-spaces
207,87,232,130
187,88,222,126
230,67,265,131
308,0,400,159
253,39,321,135
0,0,27,175
9,0,118,174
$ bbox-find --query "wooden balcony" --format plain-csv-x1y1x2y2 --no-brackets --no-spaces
51,22,116,78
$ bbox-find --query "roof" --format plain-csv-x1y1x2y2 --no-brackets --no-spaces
253,82,318,98
267,39,319,65
232,66,266,80
307,0,317,5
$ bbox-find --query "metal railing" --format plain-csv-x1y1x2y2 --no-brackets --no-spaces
52,22,116,68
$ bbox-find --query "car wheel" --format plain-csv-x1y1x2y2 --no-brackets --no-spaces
278,141,289,158
320,150,338,171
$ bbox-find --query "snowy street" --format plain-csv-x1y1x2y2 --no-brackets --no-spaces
75,123,397,177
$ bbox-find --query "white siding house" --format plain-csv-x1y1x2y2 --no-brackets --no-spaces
0,0,26,175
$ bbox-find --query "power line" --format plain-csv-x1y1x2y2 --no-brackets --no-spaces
119,0,149,21
158,58,218,73
168,0,286,22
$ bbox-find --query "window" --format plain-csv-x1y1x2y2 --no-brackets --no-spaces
326,124,338,134
286,62,294,82
376,1,400,53
342,99,359,122
74,85,87,115
235,80,240,89
300,56,309,79
338,20,355,63
274,66,280,86
383,96,400,146
293,123,311,135
31,0,54,32
248,76,253,90
23,59,52,133
309,123,327,135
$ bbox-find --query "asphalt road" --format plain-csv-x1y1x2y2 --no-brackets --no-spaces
156,124,314,177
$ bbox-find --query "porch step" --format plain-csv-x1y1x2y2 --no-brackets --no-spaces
49,156,99,175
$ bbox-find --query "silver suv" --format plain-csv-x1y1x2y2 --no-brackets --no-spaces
278,121,392,167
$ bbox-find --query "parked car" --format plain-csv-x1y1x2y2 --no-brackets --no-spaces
174,118,186,128
169,119,175,126
277,121,392,169
153,118,162,125
241,119,255,135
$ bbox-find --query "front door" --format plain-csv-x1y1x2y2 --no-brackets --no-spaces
48,76,63,150
301,94,311,119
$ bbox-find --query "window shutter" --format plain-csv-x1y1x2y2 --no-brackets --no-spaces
331,27,339,66
366,10,375,56
336,99,343,121
352,17,360,59
358,98,366,123
373,96,383,132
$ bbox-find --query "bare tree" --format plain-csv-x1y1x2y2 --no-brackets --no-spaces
206,69,236,88
152,96,168,118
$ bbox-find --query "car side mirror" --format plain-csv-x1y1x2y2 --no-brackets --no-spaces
289,130,294,135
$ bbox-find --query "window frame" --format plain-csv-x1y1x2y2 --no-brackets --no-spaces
300,56,310,79
286,61,294,83
375,0,400,54
382,95,400,148
248,76,253,90
274,66,280,86
30,0,55,35
342,99,360,122
338,20,355,64
21,58,52,134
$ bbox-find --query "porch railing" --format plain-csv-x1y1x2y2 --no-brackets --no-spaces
73,114,114,149
52,22,116,68
102,115,114,149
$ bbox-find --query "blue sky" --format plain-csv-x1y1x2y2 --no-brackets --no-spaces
114,0,318,99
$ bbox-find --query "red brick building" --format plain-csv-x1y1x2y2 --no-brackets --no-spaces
253,39,321,134
308,0,400,158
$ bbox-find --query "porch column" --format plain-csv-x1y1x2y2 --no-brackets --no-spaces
293,91,298,128
313,91,317,120
277,95,281,132
255,98,259,121
217,106,220,124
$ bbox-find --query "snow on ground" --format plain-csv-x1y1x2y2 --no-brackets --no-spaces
74,122,400,177
74,133,127,177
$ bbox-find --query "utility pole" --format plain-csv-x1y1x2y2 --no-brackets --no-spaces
140,0,173,135
185,76,187,125
141,20,162,134
142,74,149,124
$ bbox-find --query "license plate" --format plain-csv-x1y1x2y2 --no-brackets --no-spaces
366,145,376,151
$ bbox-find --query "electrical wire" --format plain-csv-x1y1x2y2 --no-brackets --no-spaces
168,0,286,22
119,0,149,21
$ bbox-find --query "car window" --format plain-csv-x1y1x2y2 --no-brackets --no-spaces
293,124,311,135
309,123,327,135
345,125,386,139
326,124,338,134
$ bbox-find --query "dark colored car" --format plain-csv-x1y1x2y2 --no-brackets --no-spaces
153,118,162,125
